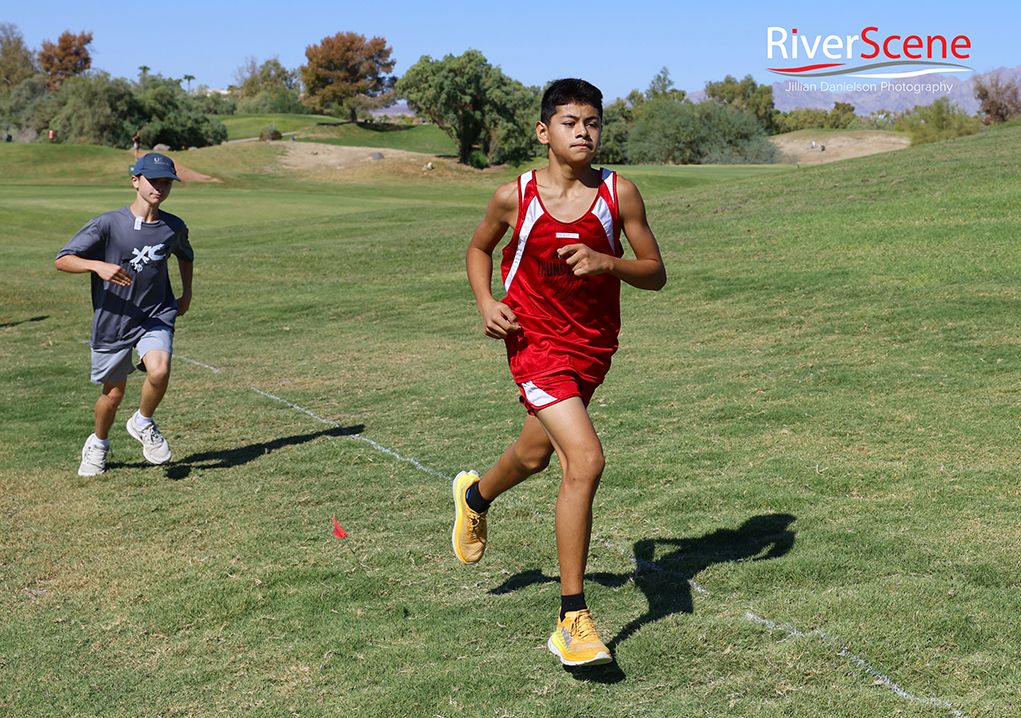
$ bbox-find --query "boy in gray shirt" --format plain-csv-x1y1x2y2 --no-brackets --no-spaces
56,153,194,476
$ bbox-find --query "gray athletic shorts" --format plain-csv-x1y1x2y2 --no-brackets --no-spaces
90,326,174,384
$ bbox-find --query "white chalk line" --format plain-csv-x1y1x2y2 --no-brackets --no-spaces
249,387,450,481
59,335,442,478
746,613,968,717
55,333,971,717
242,376,971,717
176,355,222,373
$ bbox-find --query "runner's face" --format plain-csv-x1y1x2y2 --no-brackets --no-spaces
539,103,601,161
133,174,174,204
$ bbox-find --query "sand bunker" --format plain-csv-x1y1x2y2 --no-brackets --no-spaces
771,132,910,165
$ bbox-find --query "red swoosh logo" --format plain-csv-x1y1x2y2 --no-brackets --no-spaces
768,63,846,73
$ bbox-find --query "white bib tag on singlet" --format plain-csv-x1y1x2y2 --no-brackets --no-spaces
133,216,143,231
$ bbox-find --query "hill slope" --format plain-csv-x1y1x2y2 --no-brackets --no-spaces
1,121,1019,718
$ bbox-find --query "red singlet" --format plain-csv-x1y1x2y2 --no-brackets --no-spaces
500,169,623,385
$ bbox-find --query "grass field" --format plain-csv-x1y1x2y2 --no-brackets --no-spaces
217,113,459,157
217,113,327,142
293,120,458,156
2,125,1020,717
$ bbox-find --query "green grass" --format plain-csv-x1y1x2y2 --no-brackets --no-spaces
217,112,460,156
2,126,1019,717
217,113,329,141
294,120,459,156
0,143,135,184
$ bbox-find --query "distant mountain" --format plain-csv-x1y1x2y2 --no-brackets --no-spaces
769,64,1021,115
370,102,411,117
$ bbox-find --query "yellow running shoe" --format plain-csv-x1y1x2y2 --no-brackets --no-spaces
547,609,612,666
452,470,487,564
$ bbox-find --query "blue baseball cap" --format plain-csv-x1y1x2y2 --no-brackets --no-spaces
132,153,180,181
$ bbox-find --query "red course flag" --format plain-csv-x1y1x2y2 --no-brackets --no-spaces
331,517,348,538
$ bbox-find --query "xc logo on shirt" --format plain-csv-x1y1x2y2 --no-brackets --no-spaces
129,244,166,272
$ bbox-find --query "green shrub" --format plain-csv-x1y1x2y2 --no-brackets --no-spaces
467,148,489,169
44,72,142,148
238,88,305,115
898,97,981,146
260,122,283,141
627,97,781,165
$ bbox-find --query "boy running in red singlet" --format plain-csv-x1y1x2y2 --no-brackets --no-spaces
454,78,666,666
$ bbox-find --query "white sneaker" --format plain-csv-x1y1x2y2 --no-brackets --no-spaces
78,436,108,476
126,414,172,464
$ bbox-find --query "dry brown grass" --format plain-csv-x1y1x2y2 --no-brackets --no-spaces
770,130,910,165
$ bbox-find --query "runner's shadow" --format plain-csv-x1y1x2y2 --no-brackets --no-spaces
487,513,796,678
598,513,796,650
0,315,48,328
144,425,364,480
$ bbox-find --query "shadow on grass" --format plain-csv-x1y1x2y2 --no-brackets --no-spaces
0,315,48,328
308,121,410,133
355,122,416,134
106,425,364,480
488,513,796,682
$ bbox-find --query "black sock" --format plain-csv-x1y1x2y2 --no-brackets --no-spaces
560,592,587,620
465,483,492,513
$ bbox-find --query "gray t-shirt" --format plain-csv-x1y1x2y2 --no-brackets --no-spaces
57,206,194,350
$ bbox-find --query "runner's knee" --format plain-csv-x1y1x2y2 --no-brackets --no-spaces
564,450,605,487
515,442,553,475
101,384,125,408
142,356,171,385
147,365,170,385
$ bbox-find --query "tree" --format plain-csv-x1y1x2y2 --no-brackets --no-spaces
301,32,395,121
704,74,778,134
1,73,47,133
973,71,1021,124
231,55,256,95
644,67,686,102
3,59,228,147
234,56,298,98
134,72,227,148
476,71,541,165
0,23,38,92
232,56,303,113
776,107,829,133
183,74,195,94
45,71,143,147
38,30,93,90
594,69,688,164
595,98,633,164
238,86,305,114
898,97,981,145
626,97,780,165
193,86,237,115
397,50,538,166
825,101,857,129
848,110,898,131
397,50,490,164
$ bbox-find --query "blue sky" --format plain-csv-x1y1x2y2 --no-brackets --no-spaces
6,0,1017,100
